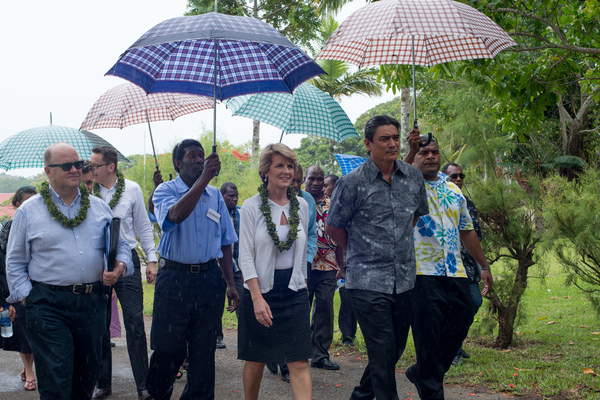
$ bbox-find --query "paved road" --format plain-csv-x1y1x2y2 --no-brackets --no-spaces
1,315,514,400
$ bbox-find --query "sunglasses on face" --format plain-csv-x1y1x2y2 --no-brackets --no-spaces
449,173,465,180
48,160,85,171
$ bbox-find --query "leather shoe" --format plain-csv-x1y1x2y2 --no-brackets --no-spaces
280,370,290,383
266,362,278,374
342,337,355,347
461,349,471,359
311,358,340,370
216,338,226,349
92,387,112,400
138,390,153,400
405,365,423,398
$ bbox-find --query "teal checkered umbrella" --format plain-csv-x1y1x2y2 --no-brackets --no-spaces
225,83,358,142
0,125,129,171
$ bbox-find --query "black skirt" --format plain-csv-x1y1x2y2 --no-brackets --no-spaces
1,302,33,354
238,269,311,363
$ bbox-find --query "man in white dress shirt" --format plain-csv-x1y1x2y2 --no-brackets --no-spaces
90,146,157,400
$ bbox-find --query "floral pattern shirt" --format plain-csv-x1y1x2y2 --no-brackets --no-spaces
312,196,338,271
414,172,473,277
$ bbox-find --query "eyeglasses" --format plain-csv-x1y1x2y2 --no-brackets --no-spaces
449,173,465,180
92,163,110,169
47,161,85,171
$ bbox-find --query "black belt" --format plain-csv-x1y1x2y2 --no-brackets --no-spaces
161,258,218,273
32,281,102,295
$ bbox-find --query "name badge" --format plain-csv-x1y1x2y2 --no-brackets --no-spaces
207,208,221,223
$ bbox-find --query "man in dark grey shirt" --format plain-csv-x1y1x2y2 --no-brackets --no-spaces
326,115,428,400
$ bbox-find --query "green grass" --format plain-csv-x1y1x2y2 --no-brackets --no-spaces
142,267,600,399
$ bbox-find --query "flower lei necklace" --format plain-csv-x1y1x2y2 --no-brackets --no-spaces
39,181,90,228
94,170,125,209
259,183,300,252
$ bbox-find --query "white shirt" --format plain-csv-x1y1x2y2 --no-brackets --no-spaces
97,178,158,263
239,194,308,293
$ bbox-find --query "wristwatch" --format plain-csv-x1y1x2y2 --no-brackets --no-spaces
118,261,127,277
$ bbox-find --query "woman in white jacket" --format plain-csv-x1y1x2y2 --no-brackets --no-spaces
237,143,312,400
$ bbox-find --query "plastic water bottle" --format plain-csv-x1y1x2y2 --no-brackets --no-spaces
335,278,345,291
1,305,13,338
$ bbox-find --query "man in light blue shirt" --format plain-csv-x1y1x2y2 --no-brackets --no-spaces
147,139,240,400
6,143,132,400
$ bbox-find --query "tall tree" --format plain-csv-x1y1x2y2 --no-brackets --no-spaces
186,0,323,165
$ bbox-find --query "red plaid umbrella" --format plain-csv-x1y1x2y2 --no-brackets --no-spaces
80,83,213,167
316,0,517,138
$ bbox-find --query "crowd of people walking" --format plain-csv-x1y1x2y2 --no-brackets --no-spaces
1,114,492,400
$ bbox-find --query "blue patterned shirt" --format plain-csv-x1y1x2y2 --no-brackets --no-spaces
326,158,429,294
413,172,474,277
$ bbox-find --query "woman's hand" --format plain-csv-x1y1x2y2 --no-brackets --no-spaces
253,295,273,327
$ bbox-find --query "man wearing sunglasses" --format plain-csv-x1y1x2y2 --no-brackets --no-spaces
90,146,157,400
404,135,492,400
442,163,483,367
6,143,132,400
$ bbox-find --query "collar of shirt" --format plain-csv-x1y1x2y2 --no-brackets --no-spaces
364,158,410,183
49,183,82,207
174,175,213,198
424,171,448,189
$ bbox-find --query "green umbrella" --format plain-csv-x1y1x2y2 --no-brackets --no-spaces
225,82,359,142
0,125,129,171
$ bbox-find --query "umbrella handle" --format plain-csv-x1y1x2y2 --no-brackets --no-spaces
414,119,432,147
212,145,220,176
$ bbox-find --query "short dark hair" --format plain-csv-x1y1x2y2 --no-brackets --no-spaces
81,160,95,175
91,146,119,168
12,186,37,208
172,139,204,173
441,162,461,174
220,182,238,195
364,115,400,142
325,174,339,186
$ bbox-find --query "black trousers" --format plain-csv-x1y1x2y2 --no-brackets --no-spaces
409,276,473,400
97,250,149,391
217,270,243,339
338,286,357,340
307,269,337,361
26,282,106,400
147,264,225,400
348,288,413,400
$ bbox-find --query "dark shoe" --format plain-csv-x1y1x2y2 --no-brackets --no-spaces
451,354,462,366
138,389,153,400
311,358,340,370
342,337,355,347
176,370,183,380
110,342,116,348
266,362,278,374
216,338,226,349
280,370,290,383
405,365,423,398
92,387,112,400
461,349,471,359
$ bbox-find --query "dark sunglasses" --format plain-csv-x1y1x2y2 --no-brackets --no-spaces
449,173,465,180
48,160,85,171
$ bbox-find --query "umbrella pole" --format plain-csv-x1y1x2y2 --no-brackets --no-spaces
145,110,159,169
279,131,284,143
412,35,417,129
213,38,219,155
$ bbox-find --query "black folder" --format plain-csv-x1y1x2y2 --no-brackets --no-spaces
106,217,121,272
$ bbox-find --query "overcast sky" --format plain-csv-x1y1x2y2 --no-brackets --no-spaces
0,0,396,177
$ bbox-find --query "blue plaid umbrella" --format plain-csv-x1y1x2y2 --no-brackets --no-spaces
334,154,366,176
107,12,325,149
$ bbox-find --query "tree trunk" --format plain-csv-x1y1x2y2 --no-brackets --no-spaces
400,87,410,157
490,255,533,349
251,119,260,169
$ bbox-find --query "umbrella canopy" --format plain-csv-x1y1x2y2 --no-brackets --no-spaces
334,154,366,176
80,83,214,167
0,125,129,171
225,83,359,142
316,0,517,68
106,12,325,100
80,83,214,130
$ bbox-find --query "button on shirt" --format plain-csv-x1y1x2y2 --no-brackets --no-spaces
153,176,238,264
96,178,158,263
414,172,474,278
6,186,133,303
326,158,429,295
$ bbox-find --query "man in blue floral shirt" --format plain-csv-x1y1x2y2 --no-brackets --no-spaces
404,137,492,400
